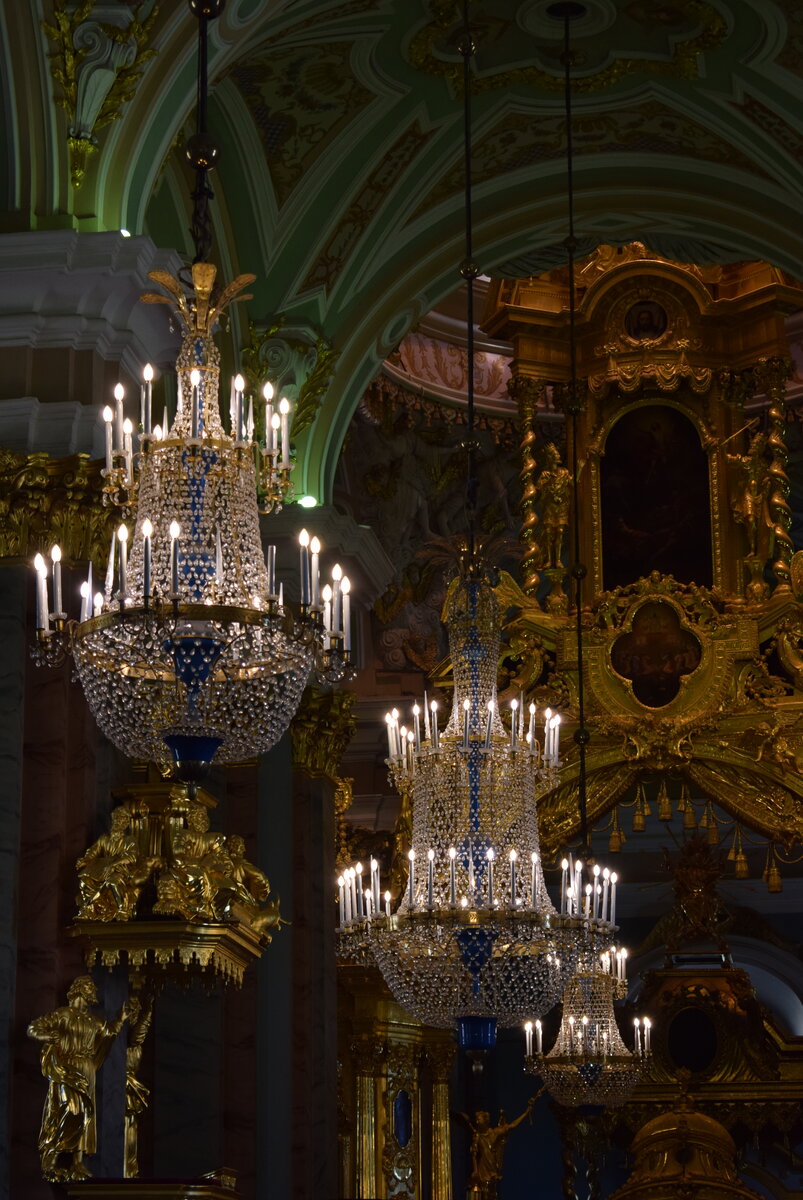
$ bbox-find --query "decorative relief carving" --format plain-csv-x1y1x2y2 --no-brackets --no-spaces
0,450,113,565
291,688,356,783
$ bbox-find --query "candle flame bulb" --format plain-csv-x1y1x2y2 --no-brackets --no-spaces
190,369,201,387
141,518,153,538
143,363,154,382
310,536,320,554
279,397,290,415
337,875,344,887
332,563,342,581
169,520,181,540
123,418,133,435
384,890,391,902
262,381,274,400
427,848,435,861
529,702,536,714
510,849,517,862
114,383,124,401
341,575,350,595
103,405,113,423
117,524,128,542
51,544,61,563
234,373,244,391
486,847,494,861
448,847,456,859
80,581,89,598
299,528,309,548
561,858,569,870
408,849,415,861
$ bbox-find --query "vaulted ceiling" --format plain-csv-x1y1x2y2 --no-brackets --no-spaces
4,0,803,498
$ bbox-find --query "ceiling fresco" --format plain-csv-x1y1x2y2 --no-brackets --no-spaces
7,0,803,500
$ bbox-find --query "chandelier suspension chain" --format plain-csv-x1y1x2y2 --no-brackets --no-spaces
188,3,221,264
561,7,590,854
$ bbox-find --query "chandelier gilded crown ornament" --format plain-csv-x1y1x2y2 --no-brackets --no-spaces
31,2,352,781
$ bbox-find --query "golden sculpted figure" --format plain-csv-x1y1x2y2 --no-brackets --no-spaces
154,804,234,921
455,1098,536,1198
534,443,571,568
27,976,126,1182
727,432,773,561
76,804,160,921
154,803,284,937
124,991,153,1178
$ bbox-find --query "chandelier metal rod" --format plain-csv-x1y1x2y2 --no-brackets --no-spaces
188,1,222,265
460,2,479,569
561,6,590,854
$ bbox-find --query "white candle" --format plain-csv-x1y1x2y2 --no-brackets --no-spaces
344,871,353,924
322,583,332,632
384,890,391,919
552,714,561,765
279,398,291,468
584,883,592,919
527,702,536,749
610,871,618,926
531,852,538,908
487,847,495,907
643,1017,651,1055
117,524,128,601
510,698,518,749
247,394,254,442
536,1018,543,1055
449,847,456,906
543,707,552,757
331,563,342,632
568,1015,576,1055
103,406,113,472
190,368,201,439
462,698,470,749
431,701,439,750
592,864,601,919
114,383,124,452
412,704,421,751
298,529,310,606
385,713,394,759
50,544,63,614
509,849,517,907
574,861,583,917
341,576,351,652
525,1021,533,1057
338,875,345,929
391,709,400,758
620,946,627,983
424,691,430,741
142,518,152,604
123,418,133,486
408,849,415,908
310,536,321,608
602,867,610,923
169,520,181,598
263,381,274,449
271,411,280,455
234,373,244,441
79,581,90,623
427,848,435,908
560,858,568,914
266,545,276,596
406,729,414,770
93,590,103,617
355,863,363,919
634,1018,641,1056
484,700,494,750
371,858,380,914
215,526,223,590
34,554,47,630
143,363,153,435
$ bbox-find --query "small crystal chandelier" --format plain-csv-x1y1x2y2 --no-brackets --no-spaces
524,947,650,1108
30,3,352,780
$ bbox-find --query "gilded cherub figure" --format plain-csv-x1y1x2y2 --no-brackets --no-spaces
76,804,160,921
534,442,571,569
454,1098,536,1197
28,976,127,1183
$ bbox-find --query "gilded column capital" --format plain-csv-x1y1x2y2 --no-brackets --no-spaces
291,687,356,783
385,1042,421,1087
507,373,545,422
350,1035,386,1076
426,1038,456,1083
0,448,113,564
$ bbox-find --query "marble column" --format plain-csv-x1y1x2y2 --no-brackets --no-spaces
428,1039,456,1200
0,567,26,1200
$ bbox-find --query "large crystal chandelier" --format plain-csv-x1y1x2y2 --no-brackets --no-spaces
336,17,614,1050
524,946,650,1107
31,3,351,780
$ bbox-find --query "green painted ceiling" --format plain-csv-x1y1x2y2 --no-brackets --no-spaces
5,0,803,498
